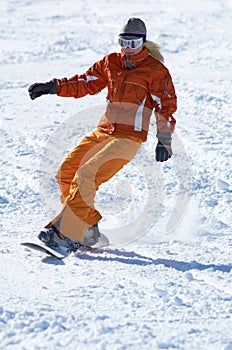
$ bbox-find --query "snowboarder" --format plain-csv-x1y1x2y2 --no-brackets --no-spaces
28,18,177,254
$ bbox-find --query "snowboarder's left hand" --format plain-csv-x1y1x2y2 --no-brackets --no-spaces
155,138,172,162
28,81,57,100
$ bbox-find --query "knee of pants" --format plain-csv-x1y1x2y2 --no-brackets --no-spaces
77,163,100,192
55,162,76,182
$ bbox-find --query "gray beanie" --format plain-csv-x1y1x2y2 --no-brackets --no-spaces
120,18,147,38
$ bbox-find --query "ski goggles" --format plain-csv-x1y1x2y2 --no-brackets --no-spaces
118,36,144,49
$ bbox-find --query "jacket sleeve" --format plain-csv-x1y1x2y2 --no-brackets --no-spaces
54,57,108,98
150,67,177,135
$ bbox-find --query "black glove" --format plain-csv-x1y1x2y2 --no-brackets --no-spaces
155,133,172,162
28,81,57,100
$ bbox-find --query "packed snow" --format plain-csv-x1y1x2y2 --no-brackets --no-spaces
1,0,231,349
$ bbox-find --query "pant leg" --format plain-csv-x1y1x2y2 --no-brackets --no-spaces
55,129,111,201
50,135,142,242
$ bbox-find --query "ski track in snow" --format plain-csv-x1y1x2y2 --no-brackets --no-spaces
1,0,232,349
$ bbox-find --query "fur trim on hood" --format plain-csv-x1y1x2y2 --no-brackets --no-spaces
143,40,164,62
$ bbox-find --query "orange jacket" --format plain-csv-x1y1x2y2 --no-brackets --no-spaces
55,47,177,142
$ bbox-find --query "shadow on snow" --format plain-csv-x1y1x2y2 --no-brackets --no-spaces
75,248,232,273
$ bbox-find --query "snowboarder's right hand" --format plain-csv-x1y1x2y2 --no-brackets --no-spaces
28,81,57,100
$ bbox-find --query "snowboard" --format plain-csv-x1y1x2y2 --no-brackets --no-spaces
21,242,69,259
21,233,110,259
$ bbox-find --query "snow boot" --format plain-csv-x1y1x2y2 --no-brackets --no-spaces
83,223,101,247
38,227,81,255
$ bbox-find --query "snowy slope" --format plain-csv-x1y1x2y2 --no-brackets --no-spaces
1,0,232,349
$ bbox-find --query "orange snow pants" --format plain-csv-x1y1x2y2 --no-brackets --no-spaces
47,129,142,242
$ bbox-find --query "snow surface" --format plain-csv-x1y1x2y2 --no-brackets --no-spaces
1,0,232,349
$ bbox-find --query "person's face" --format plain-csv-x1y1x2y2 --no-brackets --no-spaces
122,45,143,56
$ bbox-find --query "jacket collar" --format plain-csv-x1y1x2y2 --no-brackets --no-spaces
120,47,149,69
